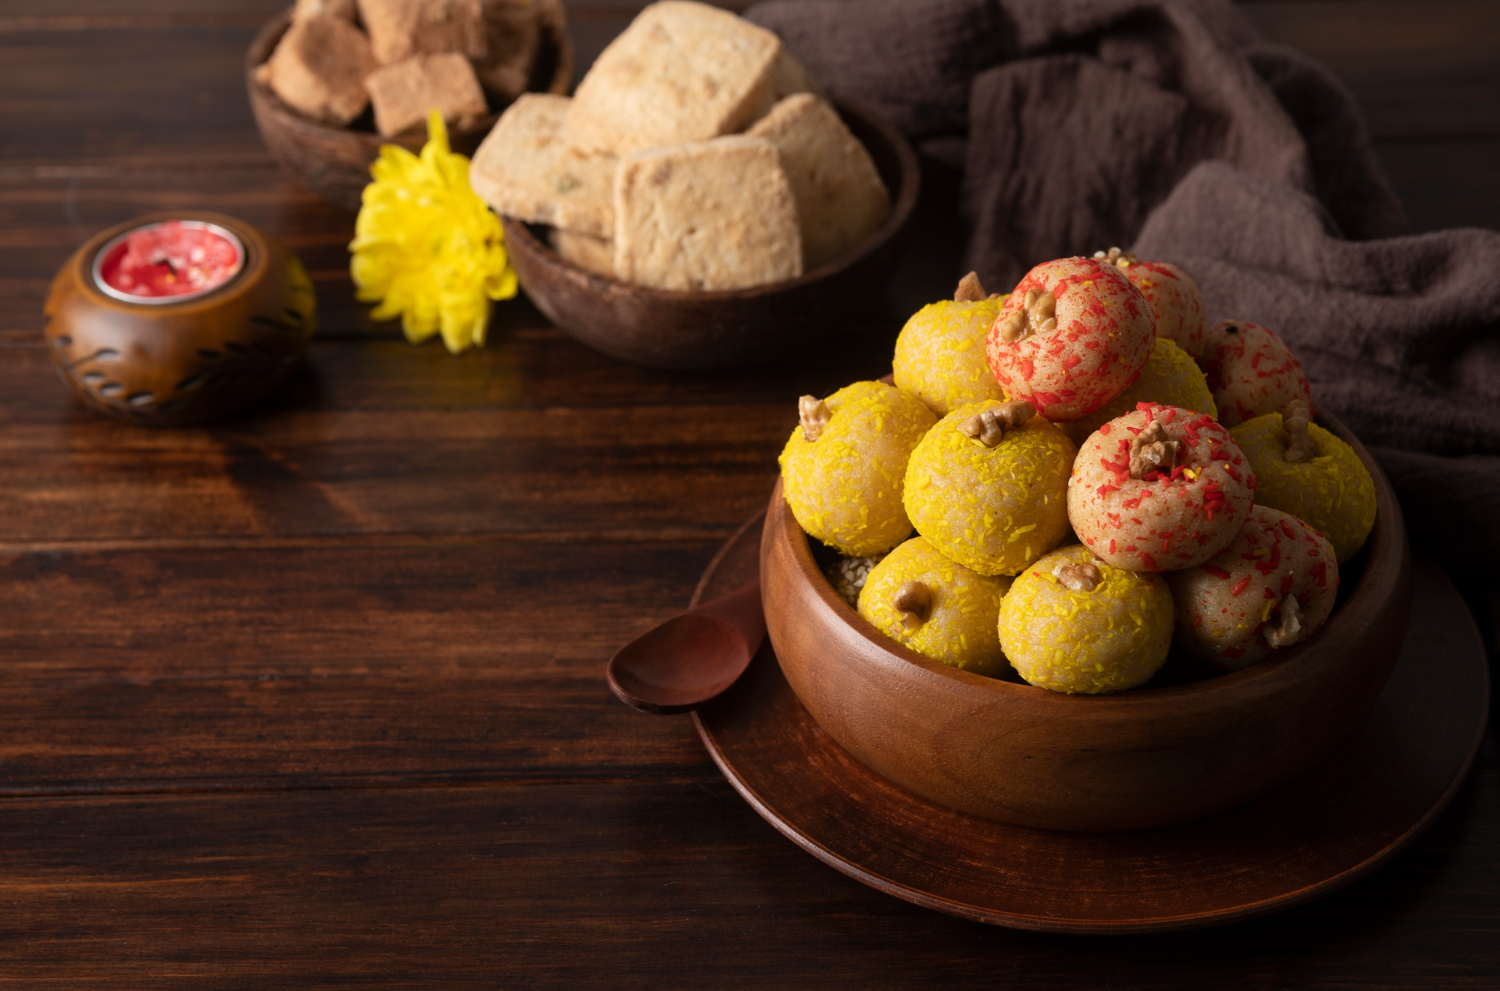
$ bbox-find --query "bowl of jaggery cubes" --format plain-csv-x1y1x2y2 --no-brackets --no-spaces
467,1,920,370
247,0,573,212
761,253,1412,832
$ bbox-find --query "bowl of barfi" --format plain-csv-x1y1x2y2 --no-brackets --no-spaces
759,256,1412,832
247,0,572,212
469,1,920,371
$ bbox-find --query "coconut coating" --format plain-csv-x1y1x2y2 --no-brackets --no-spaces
985,257,1154,422
998,544,1173,694
1068,404,1256,572
1200,320,1314,427
857,536,1012,677
1120,260,1209,358
1167,505,1338,672
904,401,1075,576
1231,413,1376,563
893,296,1009,416
780,381,938,557
1062,338,1217,445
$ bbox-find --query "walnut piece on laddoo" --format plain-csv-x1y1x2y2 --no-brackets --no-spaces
1062,337,1216,445
1068,403,1256,572
1231,402,1376,563
1167,505,1339,672
893,274,1008,416
985,256,1155,422
998,544,1174,694
780,381,937,557
1199,320,1314,428
904,399,1075,576
857,537,1012,678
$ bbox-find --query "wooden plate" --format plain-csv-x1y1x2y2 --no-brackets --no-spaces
691,513,1490,934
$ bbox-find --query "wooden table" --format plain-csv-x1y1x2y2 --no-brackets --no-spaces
0,1,1495,984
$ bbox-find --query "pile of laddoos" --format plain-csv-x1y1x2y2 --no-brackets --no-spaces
256,0,546,138
467,1,891,290
786,254,1377,694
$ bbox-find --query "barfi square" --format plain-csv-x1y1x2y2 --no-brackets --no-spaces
365,51,488,138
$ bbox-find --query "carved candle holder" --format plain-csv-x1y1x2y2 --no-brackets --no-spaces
44,211,317,427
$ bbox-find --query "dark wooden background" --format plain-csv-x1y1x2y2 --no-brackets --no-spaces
0,0,1496,985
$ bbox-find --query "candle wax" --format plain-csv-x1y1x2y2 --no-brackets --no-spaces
98,221,242,299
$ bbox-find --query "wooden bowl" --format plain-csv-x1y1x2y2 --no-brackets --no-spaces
501,102,920,371
246,3,573,212
759,412,1413,832
44,211,317,427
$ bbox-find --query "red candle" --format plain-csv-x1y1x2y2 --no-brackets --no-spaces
94,220,244,303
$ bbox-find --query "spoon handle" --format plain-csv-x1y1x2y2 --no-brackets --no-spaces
691,580,765,652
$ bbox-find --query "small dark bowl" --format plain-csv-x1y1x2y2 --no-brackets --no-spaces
501,101,920,371
246,3,573,212
760,411,1413,831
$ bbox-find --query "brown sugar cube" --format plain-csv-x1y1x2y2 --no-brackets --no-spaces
749,94,890,269
255,12,376,127
468,94,616,239
550,229,615,278
566,1,781,155
613,136,802,291
365,52,489,138
357,0,486,65
293,0,357,22
471,0,540,102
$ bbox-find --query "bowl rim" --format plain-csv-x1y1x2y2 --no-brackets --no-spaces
499,98,922,301
771,406,1408,707
244,4,573,148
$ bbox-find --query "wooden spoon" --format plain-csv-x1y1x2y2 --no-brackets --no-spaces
606,581,765,714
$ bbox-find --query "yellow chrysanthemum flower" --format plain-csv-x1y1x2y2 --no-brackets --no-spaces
349,110,518,354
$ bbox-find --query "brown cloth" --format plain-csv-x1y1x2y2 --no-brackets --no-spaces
748,0,1500,582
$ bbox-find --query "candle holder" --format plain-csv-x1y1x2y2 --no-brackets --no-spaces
44,211,317,427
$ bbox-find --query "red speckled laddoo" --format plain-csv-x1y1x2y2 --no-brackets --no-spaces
1199,320,1313,427
1068,403,1256,572
985,256,1155,422
1093,250,1209,358
1166,505,1339,672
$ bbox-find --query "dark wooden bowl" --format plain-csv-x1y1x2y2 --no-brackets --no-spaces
246,3,573,212
44,211,317,427
501,102,920,371
760,412,1413,832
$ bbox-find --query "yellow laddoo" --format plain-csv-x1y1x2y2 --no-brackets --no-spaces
904,400,1075,576
998,544,1174,694
780,381,937,556
893,295,1008,416
857,536,1012,677
1231,411,1376,563
1062,337,1217,444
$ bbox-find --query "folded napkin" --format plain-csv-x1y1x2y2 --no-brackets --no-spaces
748,0,1500,581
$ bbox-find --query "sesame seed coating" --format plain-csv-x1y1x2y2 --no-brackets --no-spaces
1166,505,1339,672
998,544,1174,694
1232,413,1376,563
1068,403,1256,572
1200,320,1313,427
857,536,1012,677
780,380,938,557
985,257,1154,422
1062,337,1217,445
904,401,1076,576
893,296,1009,416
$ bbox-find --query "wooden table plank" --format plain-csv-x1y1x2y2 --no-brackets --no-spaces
0,773,1489,986
0,540,723,794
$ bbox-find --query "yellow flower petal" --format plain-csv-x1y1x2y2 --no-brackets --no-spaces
349,109,516,353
